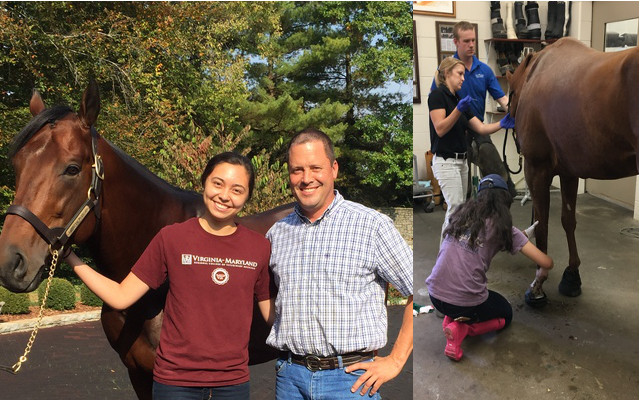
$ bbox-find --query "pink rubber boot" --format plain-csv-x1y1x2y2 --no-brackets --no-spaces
443,321,469,361
467,318,506,336
442,315,453,331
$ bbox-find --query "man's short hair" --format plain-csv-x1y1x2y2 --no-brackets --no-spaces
453,21,476,40
287,128,336,163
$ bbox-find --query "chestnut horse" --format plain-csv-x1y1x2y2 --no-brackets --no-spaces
0,81,293,399
507,37,638,306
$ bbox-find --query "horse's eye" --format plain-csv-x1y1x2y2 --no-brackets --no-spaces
64,165,81,176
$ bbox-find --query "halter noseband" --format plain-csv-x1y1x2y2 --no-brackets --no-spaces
5,126,104,255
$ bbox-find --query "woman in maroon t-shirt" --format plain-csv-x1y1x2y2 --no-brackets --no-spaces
65,152,274,399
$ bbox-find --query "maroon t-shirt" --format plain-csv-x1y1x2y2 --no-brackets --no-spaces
131,217,272,387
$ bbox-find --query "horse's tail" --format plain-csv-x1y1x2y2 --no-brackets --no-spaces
625,48,639,132
623,47,639,170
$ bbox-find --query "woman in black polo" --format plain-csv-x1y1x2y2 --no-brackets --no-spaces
428,57,514,244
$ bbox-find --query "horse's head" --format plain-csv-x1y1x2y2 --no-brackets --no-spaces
0,81,102,292
506,52,538,119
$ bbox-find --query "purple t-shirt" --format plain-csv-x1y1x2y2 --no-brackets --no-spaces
426,224,528,307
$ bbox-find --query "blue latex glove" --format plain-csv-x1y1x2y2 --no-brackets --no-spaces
500,114,515,129
456,95,473,112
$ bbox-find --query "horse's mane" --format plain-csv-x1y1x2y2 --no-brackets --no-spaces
9,105,73,158
104,136,198,196
9,104,197,198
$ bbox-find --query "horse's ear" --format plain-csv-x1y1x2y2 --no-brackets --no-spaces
78,79,100,128
29,89,46,116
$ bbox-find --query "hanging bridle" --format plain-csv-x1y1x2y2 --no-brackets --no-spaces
0,121,103,374
5,125,103,256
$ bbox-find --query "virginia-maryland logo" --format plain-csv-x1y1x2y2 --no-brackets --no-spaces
181,254,192,265
212,267,229,285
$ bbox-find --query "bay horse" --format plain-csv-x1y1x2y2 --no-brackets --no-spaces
506,37,638,306
0,81,293,399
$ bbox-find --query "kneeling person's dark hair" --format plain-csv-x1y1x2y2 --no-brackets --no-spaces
444,178,514,252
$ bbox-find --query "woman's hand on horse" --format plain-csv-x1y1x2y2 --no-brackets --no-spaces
500,114,515,129
535,266,549,281
456,95,474,112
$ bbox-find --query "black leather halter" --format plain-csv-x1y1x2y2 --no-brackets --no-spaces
5,126,104,254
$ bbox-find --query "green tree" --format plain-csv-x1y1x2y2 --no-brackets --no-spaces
1,1,411,215
0,2,291,210
244,1,413,206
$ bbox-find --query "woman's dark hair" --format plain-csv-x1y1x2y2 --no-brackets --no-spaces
443,187,514,252
200,152,255,199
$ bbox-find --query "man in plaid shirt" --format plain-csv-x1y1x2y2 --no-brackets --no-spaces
266,128,413,399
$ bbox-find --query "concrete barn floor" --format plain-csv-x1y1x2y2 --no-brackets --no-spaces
413,191,638,400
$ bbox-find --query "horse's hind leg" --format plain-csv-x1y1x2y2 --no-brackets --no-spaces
558,175,582,297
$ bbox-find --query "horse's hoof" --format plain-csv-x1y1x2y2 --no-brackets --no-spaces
558,267,582,297
525,288,548,308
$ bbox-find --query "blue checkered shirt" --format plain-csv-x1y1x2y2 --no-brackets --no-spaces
266,191,413,356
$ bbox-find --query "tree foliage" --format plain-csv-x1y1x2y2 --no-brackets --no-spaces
0,1,412,214
244,1,413,206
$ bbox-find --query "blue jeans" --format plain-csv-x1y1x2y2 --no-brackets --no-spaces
152,380,250,400
274,356,382,400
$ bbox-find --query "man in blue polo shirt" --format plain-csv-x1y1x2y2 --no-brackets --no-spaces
431,21,517,197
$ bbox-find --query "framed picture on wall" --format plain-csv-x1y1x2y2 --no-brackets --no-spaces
413,1,456,18
604,18,638,52
435,21,478,64
439,51,455,62
413,20,421,103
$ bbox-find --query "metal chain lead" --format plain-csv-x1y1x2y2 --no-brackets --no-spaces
3,249,59,374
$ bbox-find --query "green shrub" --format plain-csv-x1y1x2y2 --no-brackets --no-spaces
37,278,76,311
56,262,82,286
80,284,103,307
386,285,408,306
0,286,31,315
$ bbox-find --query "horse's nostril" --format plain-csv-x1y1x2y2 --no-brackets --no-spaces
14,252,24,268
12,251,27,280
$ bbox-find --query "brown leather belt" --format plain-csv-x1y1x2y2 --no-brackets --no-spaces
280,351,376,372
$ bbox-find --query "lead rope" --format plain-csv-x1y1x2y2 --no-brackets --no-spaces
502,128,523,175
0,248,59,374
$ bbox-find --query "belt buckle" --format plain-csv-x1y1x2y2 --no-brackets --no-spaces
304,355,322,371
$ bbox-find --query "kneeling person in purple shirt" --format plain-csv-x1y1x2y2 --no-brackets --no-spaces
426,174,553,361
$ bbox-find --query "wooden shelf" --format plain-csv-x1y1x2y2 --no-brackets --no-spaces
484,38,558,44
